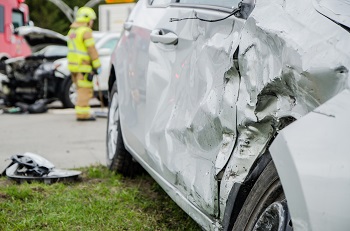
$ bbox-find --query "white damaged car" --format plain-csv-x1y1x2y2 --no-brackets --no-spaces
106,0,350,230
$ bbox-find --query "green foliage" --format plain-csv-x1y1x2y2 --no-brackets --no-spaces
0,165,200,231
26,0,101,35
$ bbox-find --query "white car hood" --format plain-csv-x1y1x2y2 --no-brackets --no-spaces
15,26,67,52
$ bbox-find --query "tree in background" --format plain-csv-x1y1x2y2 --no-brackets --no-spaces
26,0,100,35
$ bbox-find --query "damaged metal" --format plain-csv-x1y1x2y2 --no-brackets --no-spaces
3,152,81,184
2,26,68,107
220,0,350,222
109,0,350,230
270,89,350,231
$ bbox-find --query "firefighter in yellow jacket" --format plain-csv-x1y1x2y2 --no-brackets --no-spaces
67,7,101,121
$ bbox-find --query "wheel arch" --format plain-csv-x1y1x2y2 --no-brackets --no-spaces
222,116,296,231
222,150,272,230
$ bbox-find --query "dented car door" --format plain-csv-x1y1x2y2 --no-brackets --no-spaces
144,0,244,216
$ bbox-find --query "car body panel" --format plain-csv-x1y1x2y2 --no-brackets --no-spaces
110,0,350,230
144,7,244,217
220,0,350,220
312,0,350,28
114,0,159,170
270,89,350,231
116,0,244,218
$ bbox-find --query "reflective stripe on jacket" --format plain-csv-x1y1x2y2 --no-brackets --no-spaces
67,26,101,73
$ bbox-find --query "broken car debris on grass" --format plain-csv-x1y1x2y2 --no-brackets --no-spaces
2,152,81,184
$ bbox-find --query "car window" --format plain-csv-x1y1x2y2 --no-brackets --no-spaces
100,38,119,50
0,5,4,33
177,0,240,8
12,10,24,29
150,0,171,6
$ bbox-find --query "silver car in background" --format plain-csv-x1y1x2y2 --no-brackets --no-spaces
107,0,350,230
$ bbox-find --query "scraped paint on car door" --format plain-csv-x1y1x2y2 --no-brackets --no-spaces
144,0,244,216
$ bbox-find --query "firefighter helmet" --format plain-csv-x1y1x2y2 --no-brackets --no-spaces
75,7,96,23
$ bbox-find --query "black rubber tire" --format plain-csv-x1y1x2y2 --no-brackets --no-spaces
232,161,292,231
60,77,75,108
106,83,143,177
101,94,109,107
96,93,109,107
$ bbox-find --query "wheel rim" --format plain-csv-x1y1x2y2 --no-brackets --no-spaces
253,200,292,231
107,91,119,160
69,82,77,105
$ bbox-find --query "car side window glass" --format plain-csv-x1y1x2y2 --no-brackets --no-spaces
12,10,24,29
0,6,4,33
150,0,171,6
177,0,240,8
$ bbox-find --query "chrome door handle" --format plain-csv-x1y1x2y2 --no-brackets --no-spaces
150,29,178,45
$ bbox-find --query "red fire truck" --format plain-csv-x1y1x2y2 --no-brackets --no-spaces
0,0,31,62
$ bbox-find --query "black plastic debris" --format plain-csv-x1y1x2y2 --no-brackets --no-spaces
3,99,49,114
27,99,49,113
2,152,81,184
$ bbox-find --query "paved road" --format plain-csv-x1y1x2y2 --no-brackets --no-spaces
0,104,108,172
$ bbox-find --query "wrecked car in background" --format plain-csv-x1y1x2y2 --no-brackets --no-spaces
1,26,69,107
106,0,350,230
1,27,119,108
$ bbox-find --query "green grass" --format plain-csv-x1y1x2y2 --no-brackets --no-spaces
0,165,200,231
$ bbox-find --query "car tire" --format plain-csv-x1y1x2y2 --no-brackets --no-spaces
106,83,143,176
96,93,109,107
232,161,293,231
101,94,109,107
60,77,75,108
